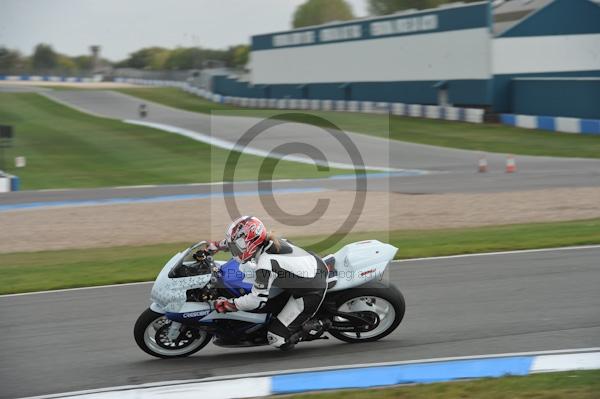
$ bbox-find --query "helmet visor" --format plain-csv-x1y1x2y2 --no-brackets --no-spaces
228,236,247,259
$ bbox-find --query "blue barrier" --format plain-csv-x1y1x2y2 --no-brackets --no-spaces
501,113,600,135
272,356,534,394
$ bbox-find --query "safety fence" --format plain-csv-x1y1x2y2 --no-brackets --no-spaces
0,74,100,83
501,114,600,135
5,75,599,134
115,77,486,124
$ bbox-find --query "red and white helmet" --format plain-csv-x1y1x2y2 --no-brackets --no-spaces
225,216,267,263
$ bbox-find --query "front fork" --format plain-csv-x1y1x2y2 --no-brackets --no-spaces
167,321,183,340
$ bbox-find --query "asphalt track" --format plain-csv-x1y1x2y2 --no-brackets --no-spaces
1,247,599,398
1,89,594,204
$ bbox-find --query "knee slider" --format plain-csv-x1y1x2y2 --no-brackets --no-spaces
267,331,286,348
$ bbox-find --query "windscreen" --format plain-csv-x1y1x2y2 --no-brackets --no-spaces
168,242,213,278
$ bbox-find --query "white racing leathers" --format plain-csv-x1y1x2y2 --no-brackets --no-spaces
233,239,328,347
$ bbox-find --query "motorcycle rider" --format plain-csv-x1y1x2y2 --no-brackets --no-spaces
208,216,328,349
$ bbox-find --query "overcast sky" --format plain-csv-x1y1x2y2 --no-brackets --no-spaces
1,0,369,61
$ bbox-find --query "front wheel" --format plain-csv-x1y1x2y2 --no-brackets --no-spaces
328,282,405,343
134,308,212,358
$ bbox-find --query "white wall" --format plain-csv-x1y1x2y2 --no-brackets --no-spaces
493,33,600,75
250,28,491,84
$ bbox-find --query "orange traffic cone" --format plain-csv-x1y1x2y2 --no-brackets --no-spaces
478,156,488,173
506,155,517,173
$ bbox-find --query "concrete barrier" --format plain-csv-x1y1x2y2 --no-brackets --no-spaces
501,114,600,135
425,105,440,119
409,104,423,117
0,172,19,193
391,103,406,116
335,100,346,111
51,76,486,125
361,101,374,113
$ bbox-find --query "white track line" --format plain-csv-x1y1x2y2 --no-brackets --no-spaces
22,347,600,399
2,244,599,298
395,244,600,263
125,119,406,172
0,281,153,298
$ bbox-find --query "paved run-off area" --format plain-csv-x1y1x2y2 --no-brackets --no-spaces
0,246,598,398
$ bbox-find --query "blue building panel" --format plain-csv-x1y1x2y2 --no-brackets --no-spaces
252,2,490,51
499,0,600,38
210,0,598,119
509,77,600,119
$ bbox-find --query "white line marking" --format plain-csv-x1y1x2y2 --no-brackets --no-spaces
2,244,599,298
23,377,272,399
395,244,600,263
125,119,409,173
0,281,153,298
532,352,600,373
21,348,600,399
23,178,317,193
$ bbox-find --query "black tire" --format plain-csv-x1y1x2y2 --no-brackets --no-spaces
133,308,212,359
327,282,405,343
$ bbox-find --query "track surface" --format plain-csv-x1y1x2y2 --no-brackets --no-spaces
1,247,599,398
1,88,598,205
1,89,588,204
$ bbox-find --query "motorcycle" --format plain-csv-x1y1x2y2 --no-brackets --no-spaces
134,240,405,358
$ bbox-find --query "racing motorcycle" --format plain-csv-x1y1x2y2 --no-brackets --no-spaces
134,240,405,358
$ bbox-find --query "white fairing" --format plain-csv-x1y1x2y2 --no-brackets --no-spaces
150,255,268,323
149,240,396,322
150,252,211,313
326,240,398,292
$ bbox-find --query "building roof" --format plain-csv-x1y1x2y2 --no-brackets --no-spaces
492,0,554,35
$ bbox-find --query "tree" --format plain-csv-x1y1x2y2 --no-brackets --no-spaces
32,43,58,70
114,45,251,71
228,45,249,68
57,55,77,74
116,47,168,69
293,0,355,28
368,0,481,15
0,47,24,72
72,55,93,71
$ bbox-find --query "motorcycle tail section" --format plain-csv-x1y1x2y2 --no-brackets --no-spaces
326,240,397,292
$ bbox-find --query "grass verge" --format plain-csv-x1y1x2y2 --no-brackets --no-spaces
1,218,599,294
0,92,346,190
117,87,600,159
284,370,600,399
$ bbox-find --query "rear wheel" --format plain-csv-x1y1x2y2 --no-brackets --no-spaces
328,283,405,343
134,308,212,358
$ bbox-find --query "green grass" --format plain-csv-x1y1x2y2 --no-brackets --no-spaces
1,218,599,295
285,370,600,399
295,218,600,259
0,93,347,190
117,87,600,159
